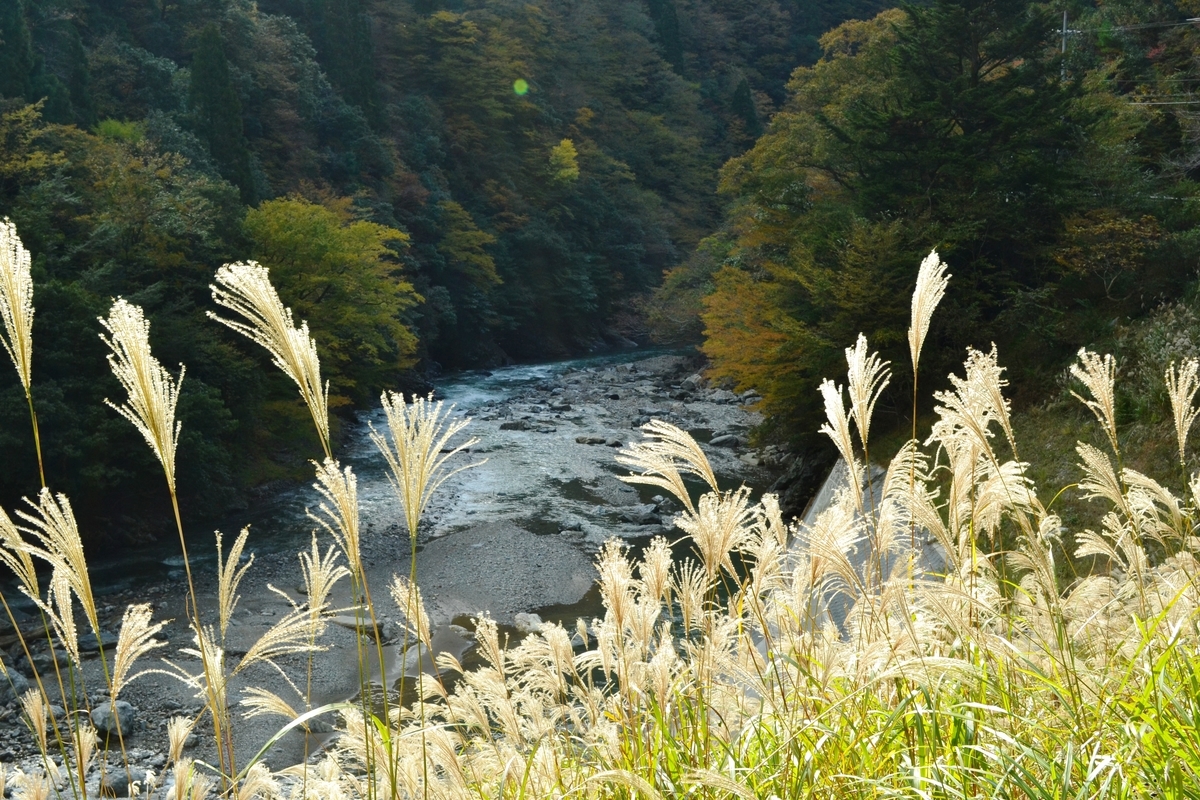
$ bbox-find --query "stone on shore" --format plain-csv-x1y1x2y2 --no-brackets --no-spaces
92,700,135,735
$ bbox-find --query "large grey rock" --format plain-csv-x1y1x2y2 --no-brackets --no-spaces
330,615,394,642
101,766,146,797
793,459,945,632
513,613,544,634
91,700,135,735
618,504,662,525
709,434,743,448
0,666,29,703
78,630,119,653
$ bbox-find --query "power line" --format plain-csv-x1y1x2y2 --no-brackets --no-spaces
1071,18,1200,33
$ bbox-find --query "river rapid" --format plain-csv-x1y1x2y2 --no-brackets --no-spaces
0,349,783,773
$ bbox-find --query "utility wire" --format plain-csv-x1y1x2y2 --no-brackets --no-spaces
1071,18,1200,33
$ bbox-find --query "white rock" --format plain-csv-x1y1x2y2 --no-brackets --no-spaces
513,613,544,634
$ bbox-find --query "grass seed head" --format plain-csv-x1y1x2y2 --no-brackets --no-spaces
166,716,194,765
845,333,890,451
1071,348,1120,455
370,392,482,540
210,261,330,456
0,505,38,597
111,602,168,702
617,420,718,513
216,527,254,640
909,249,950,376
1166,358,1200,466
100,298,184,491
0,219,34,392
19,689,47,753
17,489,98,637
309,459,362,577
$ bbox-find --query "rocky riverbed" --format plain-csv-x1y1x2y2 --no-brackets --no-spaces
0,350,798,791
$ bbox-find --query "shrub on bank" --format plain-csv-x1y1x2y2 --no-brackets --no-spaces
2,221,1200,798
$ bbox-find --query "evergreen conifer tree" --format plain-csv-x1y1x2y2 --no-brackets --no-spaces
304,0,379,125
645,0,685,72
730,76,763,139
189,24,256,204
0,0,36,101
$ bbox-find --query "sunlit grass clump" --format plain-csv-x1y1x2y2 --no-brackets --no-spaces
0,224,1199,799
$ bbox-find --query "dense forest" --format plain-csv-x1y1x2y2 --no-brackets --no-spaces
0,0,889,540
657,0,1200,443
4,0,1200,543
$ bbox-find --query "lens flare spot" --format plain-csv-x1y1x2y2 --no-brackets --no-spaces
513,79,530,96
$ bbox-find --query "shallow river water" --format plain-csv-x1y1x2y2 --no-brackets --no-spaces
78,348,772,614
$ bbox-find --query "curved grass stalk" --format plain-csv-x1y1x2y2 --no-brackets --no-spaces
98,299,231,779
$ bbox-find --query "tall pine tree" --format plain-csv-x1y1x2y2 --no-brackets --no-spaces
189,24,256,204
645,0,684,72
0,0,36,102
304,0,379,125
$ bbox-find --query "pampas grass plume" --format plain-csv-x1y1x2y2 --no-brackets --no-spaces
845,333,890,449
0,505,38,598
216,528,254,639
167,717,194,765
310,459,363,576
19,689,47,753
370,392,482,539
909,249,950,374
100,298,185,491
617,419,718,513
1166,358,1200,466
17,489,98,637
0,219,34,392
111,603,168,702
1071,348,1120,454
209,262,331,457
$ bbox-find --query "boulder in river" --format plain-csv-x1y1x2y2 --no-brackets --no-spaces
514,613,544,634
709,434,743,448
619,504,662,525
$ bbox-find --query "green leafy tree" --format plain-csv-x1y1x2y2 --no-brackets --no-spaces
698,3,1106,439
243,196,422,402
549,138,580,184
303,0,379,124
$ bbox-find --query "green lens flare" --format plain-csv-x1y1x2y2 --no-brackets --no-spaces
513,79,529,95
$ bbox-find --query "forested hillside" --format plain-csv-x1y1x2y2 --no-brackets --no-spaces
657,0,1200,443
0,0,888,540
